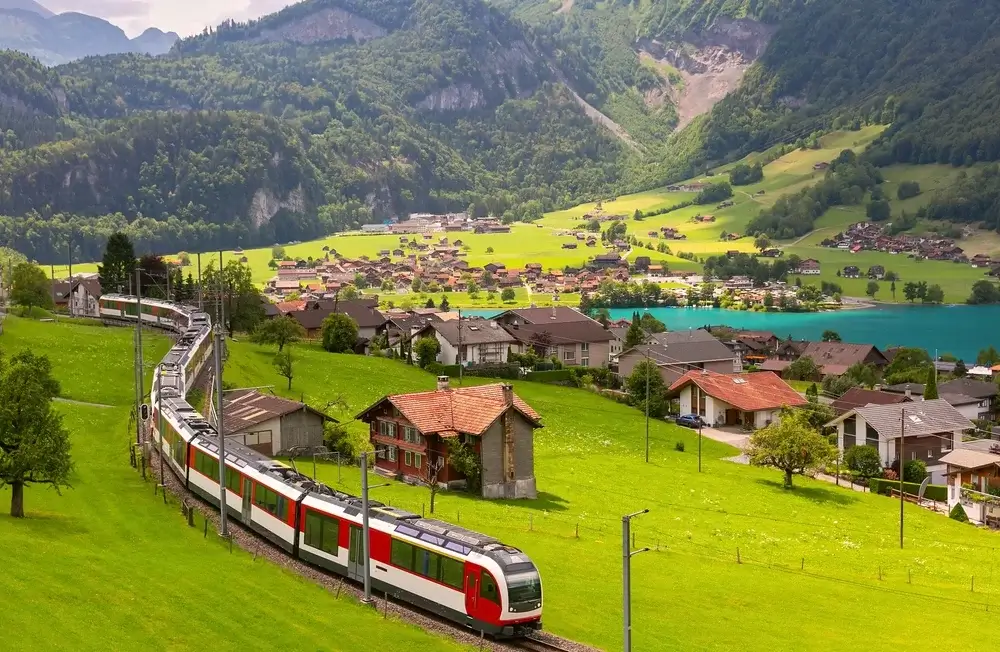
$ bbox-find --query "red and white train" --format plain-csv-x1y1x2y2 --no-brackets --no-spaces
98,294,543,638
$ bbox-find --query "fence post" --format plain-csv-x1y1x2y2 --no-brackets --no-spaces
736,547,741,564
801,557,804,571
529,515,533,531
204,517,208,538
971,576,975,592
575,523,579,539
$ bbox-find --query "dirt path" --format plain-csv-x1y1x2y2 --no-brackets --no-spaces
789,227,833,246
55,397,115,409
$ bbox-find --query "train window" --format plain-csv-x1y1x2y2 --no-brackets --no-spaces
505,571,542,603
254,485,288,520
225,468,241,494
480,572,499,603
440,557,464,590
424,550,440,579
195,451,219,480
305,511,339,555
391,539,415,571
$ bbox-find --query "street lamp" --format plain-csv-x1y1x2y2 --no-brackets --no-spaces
622,509,651,652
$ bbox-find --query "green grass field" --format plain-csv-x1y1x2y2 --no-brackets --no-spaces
0,318,468,652
226,338,1000,652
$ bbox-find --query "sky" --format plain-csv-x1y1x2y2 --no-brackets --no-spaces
41,0,296,37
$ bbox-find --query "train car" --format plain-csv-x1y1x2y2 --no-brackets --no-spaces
129,291,543,638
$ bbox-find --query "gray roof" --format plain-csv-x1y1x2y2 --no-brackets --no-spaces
939,449,1000,470
940,377,999,400
426,320,518,346
827,399,973,439
625,329,735,366
940,393,983,407
883,382,924,396
499,307,593,324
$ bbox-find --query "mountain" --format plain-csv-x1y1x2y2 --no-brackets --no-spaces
0,6,178,65
0,0,629,261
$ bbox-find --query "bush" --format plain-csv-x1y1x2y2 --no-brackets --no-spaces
868,477,947,502
903,459,927,483
425,363,461,377
949,502,969,522
844,445,882,480
526,369,575,384
674,441,686,452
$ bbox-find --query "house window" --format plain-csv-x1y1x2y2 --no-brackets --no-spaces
844,417,856,436
378,420,397,438
581,357,590,367
562,348,576,361
865,424,879,448
405,451,413,467
692,386,706,417
581,343,589,353
403,426,422,445
387,446,397,462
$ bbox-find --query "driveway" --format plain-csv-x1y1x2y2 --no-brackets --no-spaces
697,426,750,464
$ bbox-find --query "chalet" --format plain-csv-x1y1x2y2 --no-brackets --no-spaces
484,263,506,274
670,371,806,429
795,259,821,275
825,400,974,485
358,381,542,499
589,252,622,270
867,265,886,279
619,330,739,385
392,248,404,257
414,319,518,366
939,449,1000,523
562,242,578,249
830,387,911,415
694,214,716,223
716,201,734,209
761,249,782,258
633,256,651,272
813,162,830,170
222,389,333,456
843,265,861,278
67,278,102,318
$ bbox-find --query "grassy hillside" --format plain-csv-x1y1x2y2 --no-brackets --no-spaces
0,317,468,652
227,337,1000,652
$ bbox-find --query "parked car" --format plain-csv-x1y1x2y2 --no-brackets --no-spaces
675,414,705,429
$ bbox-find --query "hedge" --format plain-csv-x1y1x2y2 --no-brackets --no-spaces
526,369,575,384
869,478,948,502
425,363,461,377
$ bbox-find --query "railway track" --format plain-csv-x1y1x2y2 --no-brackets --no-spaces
142,438,597,652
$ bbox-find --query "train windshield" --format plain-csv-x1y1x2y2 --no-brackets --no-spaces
506,571,542,603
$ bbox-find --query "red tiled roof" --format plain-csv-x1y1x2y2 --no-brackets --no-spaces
669,371,806,412
276,300,306,313
358,384,541,436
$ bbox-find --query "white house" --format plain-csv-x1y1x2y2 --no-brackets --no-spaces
415,319,517,366
825,400,974,485
939,448,1000,523
68,278,102,318
669,370,807,430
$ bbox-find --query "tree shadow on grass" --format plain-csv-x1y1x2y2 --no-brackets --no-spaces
754,478,860,507
0,511,90,535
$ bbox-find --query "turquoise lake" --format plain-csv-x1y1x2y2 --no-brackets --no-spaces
604,305,1000,362
468,305,1000,361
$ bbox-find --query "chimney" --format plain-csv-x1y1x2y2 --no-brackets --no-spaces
551,305,557,319
502,383,514,407
904,388,911,398
437,375,450,391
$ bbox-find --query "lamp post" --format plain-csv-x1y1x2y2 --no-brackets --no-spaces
622,509,651,652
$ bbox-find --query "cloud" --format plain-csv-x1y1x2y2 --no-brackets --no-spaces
45,0,151,19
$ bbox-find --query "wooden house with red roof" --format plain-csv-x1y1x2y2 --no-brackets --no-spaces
357,379,542,499
670,370,806,430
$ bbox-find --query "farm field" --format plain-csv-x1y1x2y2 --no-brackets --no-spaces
368,287,582,311
0,318,468,652
227,338,1000,652
40,126,994,306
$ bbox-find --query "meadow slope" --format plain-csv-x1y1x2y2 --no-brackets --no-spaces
0,318,468,652
228,338,1000,652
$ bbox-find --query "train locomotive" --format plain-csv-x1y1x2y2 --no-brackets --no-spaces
98,294,543,638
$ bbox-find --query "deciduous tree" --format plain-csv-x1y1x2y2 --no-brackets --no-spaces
0,350,72,517
321,313,358,354
625,359,667,418
821,330,841,342
844,445,882,483
414,336,440,368
746,410,835,489
787,355,820,381
252,316,306,351
11,262,53,316
500,288,516,302
274,348,294,389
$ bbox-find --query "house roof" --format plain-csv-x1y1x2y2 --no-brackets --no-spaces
826,399,973,439
669,371,807,412
624,329,735,366
357,384,542,436
938,449,1000,470
883,382,924,396
940,377,999,399
423,320,518,346
830,388,910,414
940,393,983,407
497,307,593,324
758,359,790,372
507,320,614,344
70,278,102,299
222,389,334,436
800,341,887,369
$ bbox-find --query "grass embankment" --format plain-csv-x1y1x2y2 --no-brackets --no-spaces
0,318,468,652
229,338,1000,652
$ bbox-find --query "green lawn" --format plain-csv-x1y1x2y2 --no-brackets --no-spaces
227,339,1000,652
0,319,468,652
369,286,581,311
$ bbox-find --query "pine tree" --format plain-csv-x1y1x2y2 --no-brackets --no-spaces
97,232,137,295
924,365,938,400
625,311,645,348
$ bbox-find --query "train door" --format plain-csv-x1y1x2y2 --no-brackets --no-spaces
347,525,364,581
464,567,480,619
465,567,502,624
241,478,253,522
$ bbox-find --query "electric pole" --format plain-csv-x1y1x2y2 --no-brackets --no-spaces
361,450,373,604
197,252,203,311
157,363,164,486
214,251,228,537
623,509,650,652
899,406,905,549
50,263,56,320
457,307,463,385
134,268,144,447
644,349,650,463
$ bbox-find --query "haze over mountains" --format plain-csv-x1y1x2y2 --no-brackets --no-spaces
1,0,1000,263
0,0,179,64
